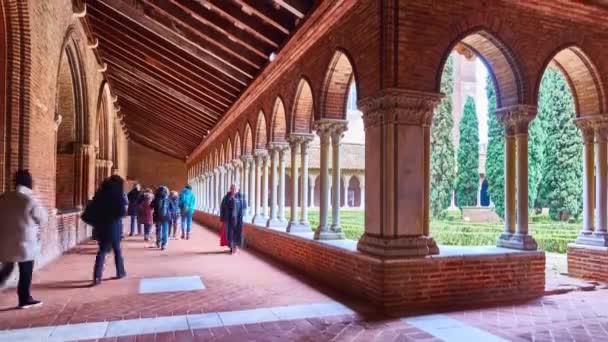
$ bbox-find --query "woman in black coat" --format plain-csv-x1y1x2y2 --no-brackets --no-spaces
90,175,127,285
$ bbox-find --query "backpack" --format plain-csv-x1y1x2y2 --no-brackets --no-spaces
156,198,170,222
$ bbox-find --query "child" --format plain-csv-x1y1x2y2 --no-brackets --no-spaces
169,191,180,239
153,186,171,250
138,190,154,242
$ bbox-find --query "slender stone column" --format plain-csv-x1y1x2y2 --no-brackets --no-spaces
342,175,350,208
262,153,270,219
299,135,314,228
212,169,218,214
253,150,268,225
267,145,280,227
240,156,252,221
314,119,346,240
359,176,365,208
233,160,242,188
356,89,441,256
309,174,317,208
331,121,348,235
575,117,608,246
249,155,256,222
287,137,300,231
278,146,288,225
496,105,537,250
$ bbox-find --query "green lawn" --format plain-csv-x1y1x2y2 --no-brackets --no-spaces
286,208,580,253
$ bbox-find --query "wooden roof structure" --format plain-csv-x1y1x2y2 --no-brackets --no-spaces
85,0,317,159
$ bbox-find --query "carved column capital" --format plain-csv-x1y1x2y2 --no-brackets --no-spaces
268,142,290,153
240,154,254,165
496,105,537,135
232,159,242,168
358,88,443,128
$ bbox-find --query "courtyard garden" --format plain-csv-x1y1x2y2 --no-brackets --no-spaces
289,208,580,254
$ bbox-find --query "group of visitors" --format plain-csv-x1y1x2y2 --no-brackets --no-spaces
126,184,196,243
0,169,247,309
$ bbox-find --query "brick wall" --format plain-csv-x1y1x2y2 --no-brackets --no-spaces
567,244,608,281
194,211,545,314
128,141,187,191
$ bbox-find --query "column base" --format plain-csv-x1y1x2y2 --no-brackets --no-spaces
496,233,538,250
287,222,311,233
356,233,439,257
242,215,253,224
266,218,287,229
314,227,345,240
253,215,268,226
575,232,608,246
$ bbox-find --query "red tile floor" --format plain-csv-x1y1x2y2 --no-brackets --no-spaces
1,221,608,341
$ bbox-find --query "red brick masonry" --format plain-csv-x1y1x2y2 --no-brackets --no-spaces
194,211,545,315
568,243,608,281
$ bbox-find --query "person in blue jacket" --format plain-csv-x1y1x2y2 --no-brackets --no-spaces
178,184,196,240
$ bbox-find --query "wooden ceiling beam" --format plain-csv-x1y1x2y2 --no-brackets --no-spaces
127,130,187,159
141,0,266,73
122,113,199,148
174,0,284,47
100,47,229,114
108,73,217,126
115,95,207,138
88,10,249,90
111,86,213,131
234,0,296,30
274,0,306,19
93,0,250,87
105,61,224,120
229,0,290,35
92,28,239,105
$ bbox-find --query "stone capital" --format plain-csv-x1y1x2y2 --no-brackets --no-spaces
575,115,608,143
254,148,268,158
357,88,443,128
79,143,96,154
495,105,537,135
268,142,289,153
232,159,242,168
240,154,254,165
95,159,113,168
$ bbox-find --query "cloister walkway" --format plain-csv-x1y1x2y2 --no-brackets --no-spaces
0,221,607,341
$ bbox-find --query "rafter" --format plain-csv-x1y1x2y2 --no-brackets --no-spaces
274,0,306,18
230,0,290,35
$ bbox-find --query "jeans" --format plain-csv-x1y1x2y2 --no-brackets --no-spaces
158,221,169,247
0,261,34,305
143,224,152,240
94,239,126,280
129,215,142,235
181,211,193,236
170,218,178,237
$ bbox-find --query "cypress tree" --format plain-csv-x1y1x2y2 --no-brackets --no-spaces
456,96,480,207
537,69,582,221
430,55,456,218
485,76,505,217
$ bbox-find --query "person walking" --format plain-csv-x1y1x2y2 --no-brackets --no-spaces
178,185,196,240
220,184,247,254
168,190,180,239
139,190,154,241
126,183,142,236
153,186,171,250
0,170,48,309
88,175,127,285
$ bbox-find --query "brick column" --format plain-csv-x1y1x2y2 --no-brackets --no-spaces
287,137,300,231
496,105,538,250
356,89,441,256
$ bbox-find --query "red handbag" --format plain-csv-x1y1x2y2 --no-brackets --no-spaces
220,222,228,247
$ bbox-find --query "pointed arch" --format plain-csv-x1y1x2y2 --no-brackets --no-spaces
291,78,314,133
271,97,287,142
438,29,525,108
320,50,358,120
219,144,225,166
243,123,253,155
214,148,219,168
234,132,242,158
226,138,233,162
537,45,605,116
255,110,268,149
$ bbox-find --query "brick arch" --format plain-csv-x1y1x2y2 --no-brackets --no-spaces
214,148,220,168
234,132,241,158
271,97,287,142
319,50,358,120
225,138,233,162
254,110,268,150
535,46,606,116
0,0,31,191
219,144,225,166
291,78,314,133
437,29,525,108
243,123,253,155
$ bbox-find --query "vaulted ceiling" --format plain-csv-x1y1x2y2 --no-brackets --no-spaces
85,0,317,159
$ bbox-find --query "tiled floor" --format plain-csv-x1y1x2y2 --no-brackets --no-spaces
2,220,608,341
